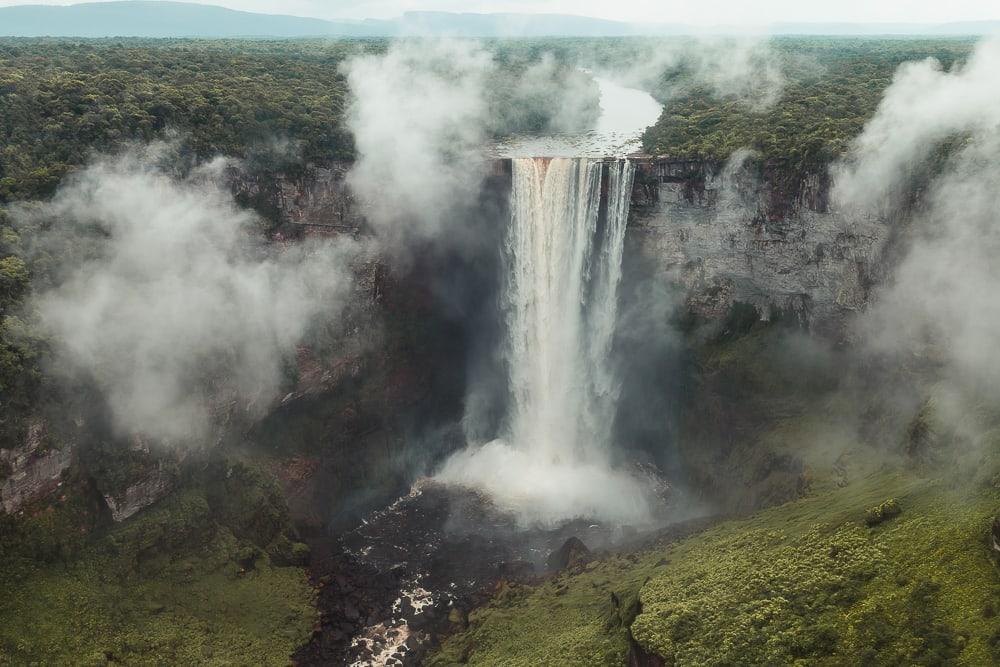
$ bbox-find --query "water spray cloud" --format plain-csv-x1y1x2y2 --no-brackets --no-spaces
13,144,356,443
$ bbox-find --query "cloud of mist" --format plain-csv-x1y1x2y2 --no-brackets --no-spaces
342,40,606,251
13,144,356,443
832,40,1000,212
490,52,601,135
343,39,493,250
833,39,1000,437
435,441,660,528
600,37,787,110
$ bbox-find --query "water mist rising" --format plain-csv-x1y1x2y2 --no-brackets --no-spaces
437,158,657,527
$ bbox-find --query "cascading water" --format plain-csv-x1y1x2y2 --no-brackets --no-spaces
437,157,655,527
505,158,632,463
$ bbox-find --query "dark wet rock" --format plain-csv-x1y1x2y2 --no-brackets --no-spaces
499,559,535,579
628,632,667,667
546,537,592,571
606,590,642,630
103,467,173,522
296,478,679,666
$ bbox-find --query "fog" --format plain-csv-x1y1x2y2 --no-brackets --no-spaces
343,40,493,250
12,144,356,443
833,39,1000,438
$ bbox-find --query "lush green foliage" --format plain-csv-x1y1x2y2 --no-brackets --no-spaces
634,524,882,664
0,463,315,664
0,38,368,203
430,467,1000,666
865,498,903,526
0,209,43,450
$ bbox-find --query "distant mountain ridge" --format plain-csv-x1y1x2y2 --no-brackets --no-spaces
0,1,997,38
0,1,356,38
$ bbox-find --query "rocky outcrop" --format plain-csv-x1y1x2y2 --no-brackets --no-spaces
103,467,174,522
546,536,592,570
627,158,888,336
628,634,667,667
228,161,365,234
0,420,73,514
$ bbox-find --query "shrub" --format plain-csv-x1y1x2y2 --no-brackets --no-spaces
866,499,902,527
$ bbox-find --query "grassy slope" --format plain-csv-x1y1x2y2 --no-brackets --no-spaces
428,403,1000,667
430,468,1000,666
0,487,316,665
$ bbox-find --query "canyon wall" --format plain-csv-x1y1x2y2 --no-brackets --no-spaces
0,156,888,518
626,158,890,337
229,157,890,339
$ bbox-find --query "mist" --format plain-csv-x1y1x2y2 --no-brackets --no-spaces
12,144,356,444
833,38,1000,444
343,40,492,250
592,36,788,110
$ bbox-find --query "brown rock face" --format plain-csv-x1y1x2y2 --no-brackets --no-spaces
0,420,74,514
546,536,592,571
103,468,174,522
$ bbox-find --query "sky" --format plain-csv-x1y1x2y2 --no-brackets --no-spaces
0,0,998,24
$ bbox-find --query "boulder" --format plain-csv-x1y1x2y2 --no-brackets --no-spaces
546,537,591,571
103,468,173,522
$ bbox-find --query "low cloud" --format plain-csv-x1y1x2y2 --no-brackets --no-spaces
832,39,1000,212
599,37,787,110
833,39,1000,436
342,39,493,250
13,144,356,443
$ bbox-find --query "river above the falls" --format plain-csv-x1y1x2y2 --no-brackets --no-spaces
491,74,662,158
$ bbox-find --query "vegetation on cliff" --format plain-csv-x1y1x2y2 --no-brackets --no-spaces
429,462,1000,666
0,459,315,664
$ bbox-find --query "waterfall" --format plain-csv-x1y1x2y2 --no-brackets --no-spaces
437,157,652,526
504,157,634,464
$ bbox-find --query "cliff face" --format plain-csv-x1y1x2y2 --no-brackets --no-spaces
229,161,365,235
0,421,73,514
0,156,888,519
0,163,452,522
231,157,890,340
627,159,889,337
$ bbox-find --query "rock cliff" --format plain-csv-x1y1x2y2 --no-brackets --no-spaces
0,420,73,514
627,158,889,337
